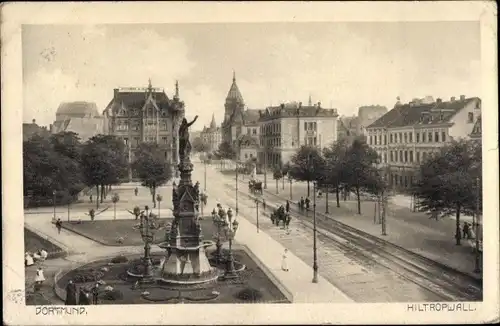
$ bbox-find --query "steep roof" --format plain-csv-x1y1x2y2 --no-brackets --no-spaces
105,91,172,114
367,97,478,129
243,110,260,125
210,113,217,129
56,102,99,117
258,103,338,122
225,71,244,104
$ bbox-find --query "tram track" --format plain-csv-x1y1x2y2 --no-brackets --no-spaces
225,182,482,302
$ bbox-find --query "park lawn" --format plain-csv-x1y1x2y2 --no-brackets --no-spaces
24,228,63,256
61,217,219,247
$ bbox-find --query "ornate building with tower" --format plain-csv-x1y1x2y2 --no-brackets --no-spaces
221,72,261,159
200,113,222,152
103,80,185,179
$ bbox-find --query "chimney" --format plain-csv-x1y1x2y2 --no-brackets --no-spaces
317,101,321,108
280,103,285,109
436,98,442,103
460,95,466,100
450,96,456,102
114,88,119,99
298,102,302,108
32,119,36,124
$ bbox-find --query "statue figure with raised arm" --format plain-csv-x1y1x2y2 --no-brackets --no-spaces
178,115,198,162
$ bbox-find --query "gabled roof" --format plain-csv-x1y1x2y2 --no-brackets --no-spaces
367,97,479,129
105,91,172,114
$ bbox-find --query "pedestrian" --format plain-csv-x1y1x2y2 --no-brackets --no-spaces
91,283,99,305
305,197,310,210
65,280,77,305
300,197,305,211
55,218,62,234
25,252,34,267
39,249,48,261
262,199,266,211
281,249,289,272
463,222,470,239
79,287,90,305
134,187,138,196
89,194,93,203
34,267,45,286
285,200,290,213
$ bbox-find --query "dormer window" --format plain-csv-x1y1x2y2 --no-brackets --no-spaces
468,112,474,123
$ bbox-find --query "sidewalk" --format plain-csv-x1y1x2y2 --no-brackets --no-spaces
228,173,481,279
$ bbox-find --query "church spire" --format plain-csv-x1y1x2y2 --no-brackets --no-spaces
148,78,152,91
210,113,217,129
174,80,179,99
308,94,312,106
233,69,236,83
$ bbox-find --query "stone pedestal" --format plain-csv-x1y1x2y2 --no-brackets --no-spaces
159,156,218,284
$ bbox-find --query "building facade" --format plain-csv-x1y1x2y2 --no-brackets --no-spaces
200,114,222,152
220,72,261,159
358,105,388,135
102,80,185,179
258,101,339,168
23,119,51,141
51,101,105,141
366,95,481,190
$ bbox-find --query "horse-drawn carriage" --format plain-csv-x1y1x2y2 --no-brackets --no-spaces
270,206,292,228
248,180,263,195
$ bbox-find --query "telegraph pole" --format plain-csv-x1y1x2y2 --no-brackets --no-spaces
312,181,318,283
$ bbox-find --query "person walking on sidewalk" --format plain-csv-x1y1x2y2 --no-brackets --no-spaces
300,197,305,211
34,267,45,289
89,194,92,203
55,218,62,234
134,187,138,196
262,199,267,211
285,200,290,213
305,197,310,210
91,283,99,305
463,222,470,239
281,249,289,272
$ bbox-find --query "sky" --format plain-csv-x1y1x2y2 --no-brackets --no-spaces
22,22,481,129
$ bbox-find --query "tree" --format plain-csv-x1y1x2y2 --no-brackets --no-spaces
112,193,120,220
132,143,173,208
343,137,380,214
288,146,325,197
215,141,236,160
272,165,283,194
81,135,128,209
322,138,350,208
23,133,85,207
414,139,482,245
192,137,210,153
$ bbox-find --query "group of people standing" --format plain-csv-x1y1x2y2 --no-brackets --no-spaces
298,197,311,211
65,281,100,305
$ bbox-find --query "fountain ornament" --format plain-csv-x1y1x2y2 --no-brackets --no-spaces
156,115,220,284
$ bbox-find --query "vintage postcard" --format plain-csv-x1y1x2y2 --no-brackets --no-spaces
2,1,498,325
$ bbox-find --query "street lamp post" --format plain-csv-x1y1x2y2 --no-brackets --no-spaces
474,176,481,273
235,161,239,216
312,181,318,283
254,198,260,233
52,190,56,221
224,210,239,279
204,159,207,191
325,185,329,214
289,177,293,201
137,205,157,282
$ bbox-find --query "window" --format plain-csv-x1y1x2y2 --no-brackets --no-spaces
390,151,394,162
384,153,387,163
404,151,408,162
374,135,377,145
245,153,248,159
384,135,387,145
409,151,413,162
247,129,251,135
468,112,474,123
416,152,420,162
162,137,168,144
390,134,393,143
441,131,446,142
400,175,403,185
253,128,257,135
428,132,433,143
304,122,307,131
423,132,427,142
394,151,398,162
404,133,408,143
369,136,373,145
399,151,403,162
313,122,317,131
378,135,382,145
250,153,253,158
124,138,128,146
399,133,402,143
435,131,439,142
313,137,317,146
394,174,398,185
416,132,420,143
409,133,413,143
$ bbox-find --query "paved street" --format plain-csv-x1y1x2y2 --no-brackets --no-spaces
214,165,480,279
191,162,468,302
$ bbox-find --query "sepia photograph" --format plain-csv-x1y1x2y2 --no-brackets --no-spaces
2,1,498,325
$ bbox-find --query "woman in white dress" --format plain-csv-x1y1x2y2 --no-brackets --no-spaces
34,267,46,285
25,252,34,267
281,249,289,272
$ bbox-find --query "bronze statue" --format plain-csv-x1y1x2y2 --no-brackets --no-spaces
178,115,198,162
